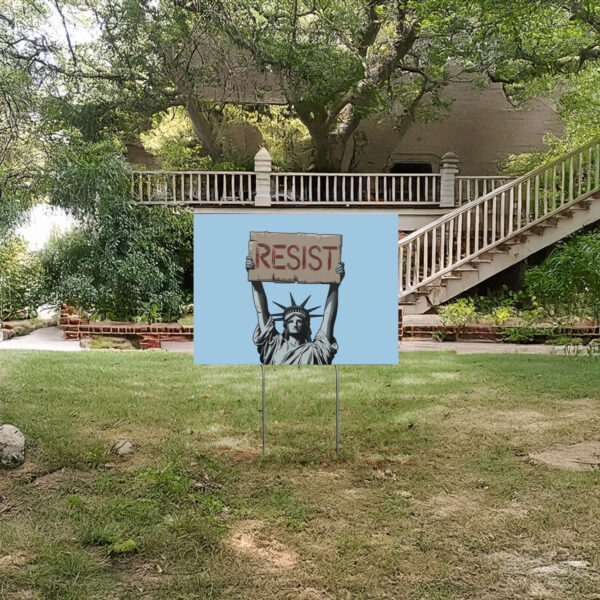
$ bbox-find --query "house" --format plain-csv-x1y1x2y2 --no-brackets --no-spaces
131,78,600,316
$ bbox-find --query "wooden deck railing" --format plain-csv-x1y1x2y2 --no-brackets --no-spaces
270,173,441,205
131,149,512,208
456,176,512,205
399,137,600,294
132,171,256,205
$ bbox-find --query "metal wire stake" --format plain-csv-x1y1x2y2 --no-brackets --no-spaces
261,364,266,454
335,365,340,453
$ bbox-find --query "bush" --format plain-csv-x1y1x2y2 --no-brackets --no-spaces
500,326,538,344
0,235,41,321
38,141,193,321
488,305,515,326
37,209,193,322
525,231,600,325
438,298,477,328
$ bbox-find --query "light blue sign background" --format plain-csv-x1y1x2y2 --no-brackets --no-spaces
194,213,398,365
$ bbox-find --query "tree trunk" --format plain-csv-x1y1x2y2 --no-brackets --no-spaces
312,133,343,172
184,97,223,162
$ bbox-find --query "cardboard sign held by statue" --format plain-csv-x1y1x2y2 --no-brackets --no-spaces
247,231,344,365
248,231,342,284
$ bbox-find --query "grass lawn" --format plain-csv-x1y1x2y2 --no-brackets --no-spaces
0,351,599,599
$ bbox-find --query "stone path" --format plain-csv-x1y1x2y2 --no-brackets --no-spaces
399,340,568,354
0,327,81,352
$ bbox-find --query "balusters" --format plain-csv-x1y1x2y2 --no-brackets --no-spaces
399,245,404,291
431,228,437,276
406,244,413,289
466,208,471,256
517,184,522,230
596,144,600,190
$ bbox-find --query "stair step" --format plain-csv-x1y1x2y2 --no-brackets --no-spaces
454,266,479,272
426,282,446,290
441,275,461,280
505,234,529,245
572,201,591,210
556,210,573,218
539,218,558,227
470,258,492,264
414,290,430,296
487,248,509,254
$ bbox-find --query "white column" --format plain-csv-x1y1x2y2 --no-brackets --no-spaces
254,147,272,207
440,152,460,208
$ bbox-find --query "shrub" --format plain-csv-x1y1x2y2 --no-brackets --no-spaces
39,141,193,321
0,235,41,321
489,305,515,326
526,231,600,325
438,298,477,328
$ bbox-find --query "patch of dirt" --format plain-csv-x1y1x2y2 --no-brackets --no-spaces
529,441,600,471
418,492,482,518
456,408,554,433
489,551,599,599
293,586,332,600
213,435,254,449
0,591,38,600
416,492,529,520
221,446,260,462
0,552,33,571
341,487,369,500
119,561,173,592
28,467,92,490
398,372,459,385
425,400,600,436
225,519,298,571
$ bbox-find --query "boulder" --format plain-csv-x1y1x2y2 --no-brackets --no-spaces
0,424,26,468
110,439,133,456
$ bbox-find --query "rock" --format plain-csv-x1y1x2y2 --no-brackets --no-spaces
0,424,26,468
110,439,133,456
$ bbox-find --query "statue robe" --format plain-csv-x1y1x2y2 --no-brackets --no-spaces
253,317,337,365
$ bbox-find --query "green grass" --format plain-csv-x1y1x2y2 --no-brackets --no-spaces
0,351,599,599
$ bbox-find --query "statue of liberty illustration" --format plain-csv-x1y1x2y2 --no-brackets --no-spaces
246,255,345,365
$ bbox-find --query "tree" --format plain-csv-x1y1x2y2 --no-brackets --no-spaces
0,0,51,239
50,0,548,171
43,0,233,160
206,0,472,170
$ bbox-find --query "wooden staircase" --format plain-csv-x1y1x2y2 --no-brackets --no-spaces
399,138,600,314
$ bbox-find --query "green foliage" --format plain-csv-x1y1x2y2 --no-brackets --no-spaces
45,139,132,221
436,288,557,342
546,335,583,346
226,105,313,171
471,285,535,315
0,235,40,321
489,305,515,326
0,2,48,240
38,142,193,321
438,298,477,328
500,326,539,344
431,330,451,342
525,230,600,324
140,106,254,171
140,107,213,170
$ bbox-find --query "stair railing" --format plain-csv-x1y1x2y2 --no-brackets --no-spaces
399,137,600,295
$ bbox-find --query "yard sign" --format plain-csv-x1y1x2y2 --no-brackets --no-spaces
194,213,398,366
